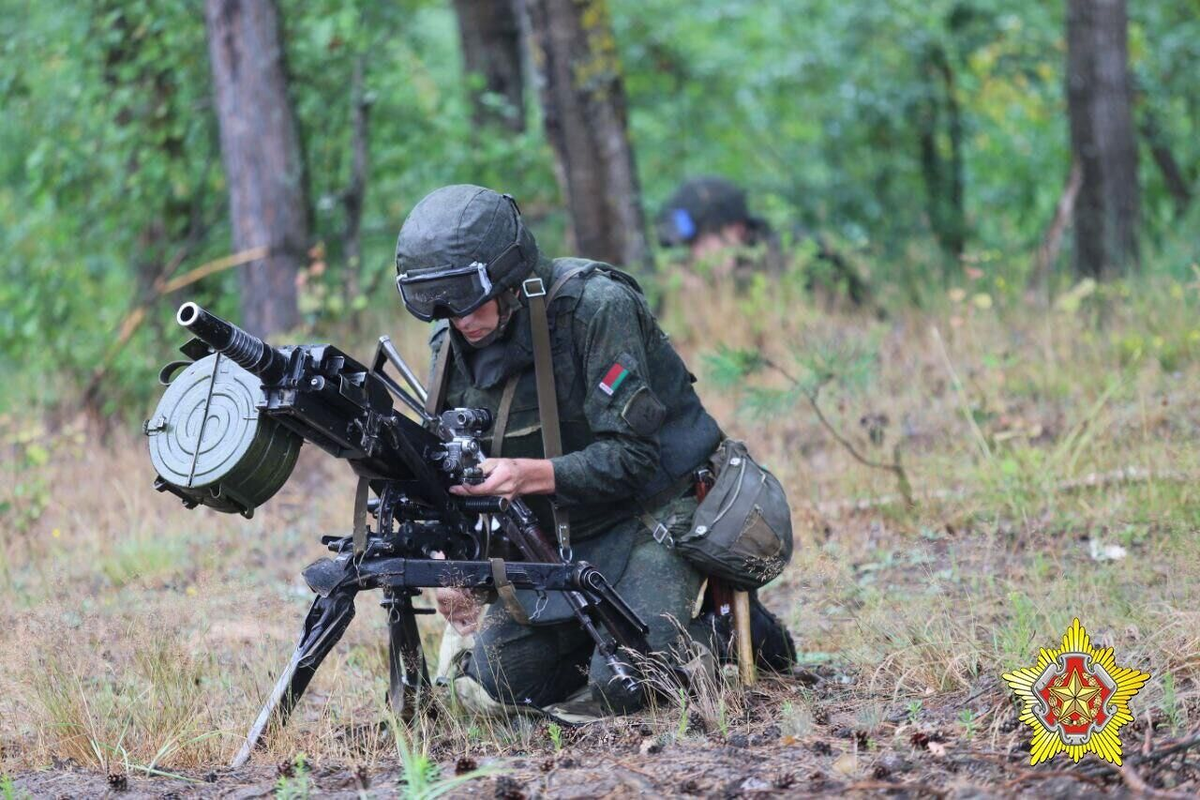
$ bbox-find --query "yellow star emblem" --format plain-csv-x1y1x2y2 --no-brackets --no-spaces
1048,671,1102,723
1002,618,1150,766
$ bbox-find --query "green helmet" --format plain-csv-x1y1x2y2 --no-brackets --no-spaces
395,185,539,321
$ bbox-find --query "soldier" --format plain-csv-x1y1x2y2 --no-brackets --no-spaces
395,185,793,714
657,176,871,307
656,175,777,274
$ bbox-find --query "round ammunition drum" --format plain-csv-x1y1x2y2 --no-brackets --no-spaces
146,354,302,515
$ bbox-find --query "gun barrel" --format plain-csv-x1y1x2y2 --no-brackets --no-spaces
177,302,288,383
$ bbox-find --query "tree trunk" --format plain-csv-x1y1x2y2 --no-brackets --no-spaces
1139,111,1192,217
453,0,526,132
916,44,966,265
342,55,371,303
524,0,650,272
1066,0,1140,279
204,0,309,335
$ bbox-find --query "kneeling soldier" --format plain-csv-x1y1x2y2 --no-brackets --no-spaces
394,185,793,713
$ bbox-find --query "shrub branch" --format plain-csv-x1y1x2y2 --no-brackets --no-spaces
761,357,915,507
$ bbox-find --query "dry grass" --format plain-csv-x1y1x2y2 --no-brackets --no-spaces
2,267,1200,790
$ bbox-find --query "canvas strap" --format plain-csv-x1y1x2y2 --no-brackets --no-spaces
490,266,591,455
490,374,519,457
639,508,674,547
490,557,531,625
523,275,572,560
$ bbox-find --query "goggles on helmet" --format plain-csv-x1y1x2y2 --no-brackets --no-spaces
396,204,528,322
396,262,495,322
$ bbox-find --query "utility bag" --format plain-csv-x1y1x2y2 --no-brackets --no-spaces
674,440,793,589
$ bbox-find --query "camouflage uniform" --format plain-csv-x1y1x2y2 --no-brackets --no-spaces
429,255,722,711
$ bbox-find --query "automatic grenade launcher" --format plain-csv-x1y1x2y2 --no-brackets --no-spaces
145,302,650,767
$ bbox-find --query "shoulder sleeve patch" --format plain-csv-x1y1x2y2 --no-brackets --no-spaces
599,361,630,396
621,385,666,436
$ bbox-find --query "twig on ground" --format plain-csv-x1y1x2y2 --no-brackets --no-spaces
1002,769,1107,791
1078,730,1200,781
762,357,915,507
840,779,947,797
1118,762,1193,799
811,466,1193,519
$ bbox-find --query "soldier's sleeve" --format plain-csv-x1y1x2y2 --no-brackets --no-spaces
549,282,664,506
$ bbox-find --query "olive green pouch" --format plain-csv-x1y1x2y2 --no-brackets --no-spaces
675,440,793,589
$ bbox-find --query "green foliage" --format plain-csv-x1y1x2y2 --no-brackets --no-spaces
1161,672,1184,736
274,753,311,800
384,706,503,800
957,707,977,740
0,774,27,800
2,0,1199,415
706,337,879,416
98,535,187,588
546,721,563,753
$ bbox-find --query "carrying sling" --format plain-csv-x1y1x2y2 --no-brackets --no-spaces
425,266,592,562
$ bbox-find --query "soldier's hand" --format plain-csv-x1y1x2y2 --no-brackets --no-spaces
449,458,555,500
436,587,483,635
430,551,483,635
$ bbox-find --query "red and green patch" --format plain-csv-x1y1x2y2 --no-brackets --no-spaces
598,362,629,396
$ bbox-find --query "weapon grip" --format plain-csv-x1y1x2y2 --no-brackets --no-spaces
457,496,510,514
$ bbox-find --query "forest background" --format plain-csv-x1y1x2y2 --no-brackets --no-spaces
1,0,1198,416
3,0,1200,793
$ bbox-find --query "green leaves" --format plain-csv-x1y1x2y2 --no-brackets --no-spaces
704,346,766,388
2,0,1198,416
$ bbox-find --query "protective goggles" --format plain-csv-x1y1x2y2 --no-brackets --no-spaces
396,209,528,321
396,262,495,322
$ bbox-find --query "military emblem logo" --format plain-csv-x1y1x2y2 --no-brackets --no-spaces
1003,618,1150,765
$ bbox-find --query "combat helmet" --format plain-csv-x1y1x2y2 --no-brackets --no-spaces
395,185,538,321
656,176,769,247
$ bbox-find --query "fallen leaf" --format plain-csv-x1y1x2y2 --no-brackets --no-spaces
832,753,858,776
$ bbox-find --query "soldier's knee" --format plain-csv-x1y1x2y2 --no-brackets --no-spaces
467,638,583,708
588,653,647,714
465,641,518,704
590,673,646,714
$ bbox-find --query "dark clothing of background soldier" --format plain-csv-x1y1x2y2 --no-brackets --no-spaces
395,185,735,712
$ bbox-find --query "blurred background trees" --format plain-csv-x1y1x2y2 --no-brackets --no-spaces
205,0,311,334
452,0,526,133
1066,0,1139,279
1,0,1197,412
525,0,651,272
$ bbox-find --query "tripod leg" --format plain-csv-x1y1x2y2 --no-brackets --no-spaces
384,591,430,721
230,589,357,768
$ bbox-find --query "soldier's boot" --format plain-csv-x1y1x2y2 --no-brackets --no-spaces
698,591,796,672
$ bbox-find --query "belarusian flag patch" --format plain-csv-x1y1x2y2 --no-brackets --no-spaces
599,362,630,396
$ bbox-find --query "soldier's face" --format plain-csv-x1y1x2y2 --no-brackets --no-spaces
689,222,749,276
450,299,500,344
690,222,749,259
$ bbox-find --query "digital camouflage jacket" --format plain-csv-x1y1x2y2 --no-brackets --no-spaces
428,256,722,544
